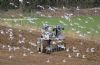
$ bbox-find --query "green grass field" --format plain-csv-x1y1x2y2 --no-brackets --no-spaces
0,16,100,39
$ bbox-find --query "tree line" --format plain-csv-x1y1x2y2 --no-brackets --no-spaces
0,0,100,11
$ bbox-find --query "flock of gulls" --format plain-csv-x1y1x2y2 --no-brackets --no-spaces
0,4,99,39
0,27,96,63
0,0,99,63
0,28,36,58
1,13,100,39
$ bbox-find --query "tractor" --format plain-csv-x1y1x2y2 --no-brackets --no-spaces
36,24,66,54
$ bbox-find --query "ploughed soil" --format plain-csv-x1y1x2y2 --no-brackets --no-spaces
0,25,100,65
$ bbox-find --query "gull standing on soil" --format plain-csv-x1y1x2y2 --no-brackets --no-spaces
76,6,80,10
37,5,44,10
23,53,27,56
72,46,79,53
20,37,26,43
29,28,33,33
86,48,90,53
41,14,45,17
68,54,72,58
73,49,79,53
13,47,20,51
82,55,86,59
79,34,84,38
73,46,76,50
9,55,13,59
8,47,12,52
76,30,80,34
62,59,66,63
0,30,4,35
2,45,6,49
63,6,65,10
64,15,69,20
76,53,80,58
72,28,75,31
49,6,55,12
27,48,31,51
91,48,96,53
46,59,50,63
22,46,27,50
30,51,34,54
29,42,37,47
66,47,70,52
